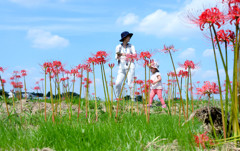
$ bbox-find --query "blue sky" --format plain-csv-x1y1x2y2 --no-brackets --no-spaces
0,0,234,99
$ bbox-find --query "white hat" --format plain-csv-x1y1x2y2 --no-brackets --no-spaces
150,60,159,69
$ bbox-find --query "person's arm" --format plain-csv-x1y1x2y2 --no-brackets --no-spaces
115,45,125,60
152,75,161,85
115,45,120,60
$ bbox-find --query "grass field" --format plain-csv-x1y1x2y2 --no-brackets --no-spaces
0,98,227,150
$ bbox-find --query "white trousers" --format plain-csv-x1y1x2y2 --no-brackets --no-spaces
115,66,135,100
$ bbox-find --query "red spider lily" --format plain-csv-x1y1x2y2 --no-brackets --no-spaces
13,71,18,74
194,132,214,149
197,81,201,84
197,7,225,31
82,64,92,72
34,86,40,90
197,81,219,98
52,60,62,67
147,80,153,84
0,67,4,73
87,57,98,65
76,73,83,78
108,63,115,68
178,70,184,77
36,81,39,84
168,71,177,77
94,51,109,64
21,70,27,76
40,78,44,81
15,75,21,79
182,71,189,77
42,62,53,74
143,60,150,67
65,70,70,74
140,51,152,60
178,70,188,78
125,54,138,62
222,0,240,6
10,76,14,80
227,4,240,25
135,91,140,95
13,82,23,89
161,45,177,53
77,64,83,70
135,80,144,85
215,29,235,44
1,79,6,84
43,62,52,68
95,51,108,58
84,78,92,84
10,81,16,86
59,66,65,72
71,68,78,75
179,60,196,70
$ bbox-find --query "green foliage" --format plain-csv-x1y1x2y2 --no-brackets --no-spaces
0,112,202,150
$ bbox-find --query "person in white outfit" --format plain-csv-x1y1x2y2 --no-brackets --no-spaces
115,31,136,101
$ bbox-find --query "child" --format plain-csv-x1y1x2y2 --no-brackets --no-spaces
148,60,166,108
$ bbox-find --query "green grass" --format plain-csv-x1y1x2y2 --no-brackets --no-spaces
0,111,203,150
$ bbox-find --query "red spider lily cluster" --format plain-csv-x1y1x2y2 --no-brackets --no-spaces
196,81,219,98
140,51,151,60
1,79,6,86
215,29,235,44
194,132,214,149
178,70,188,77
198,7,225,30
91,51,109,64
83,78,92,88
161,45,177,53
0,67,4,73
33,86,40,91
167,71,177,77
179,60,196,70
125,54,138,62
21,70,27,77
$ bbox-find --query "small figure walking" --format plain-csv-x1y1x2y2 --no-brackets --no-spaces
148,60,166,108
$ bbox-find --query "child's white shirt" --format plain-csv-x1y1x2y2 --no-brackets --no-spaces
150,72,163,89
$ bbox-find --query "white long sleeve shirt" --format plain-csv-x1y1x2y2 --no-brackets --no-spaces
115,43,136,69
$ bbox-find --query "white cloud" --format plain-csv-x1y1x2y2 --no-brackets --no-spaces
27,29,69,49
116,13,139,26
135,9,195,38
202,69,233,80
132,0,222,38
202,48,219,57
203,49,213,57
178,48,196,59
